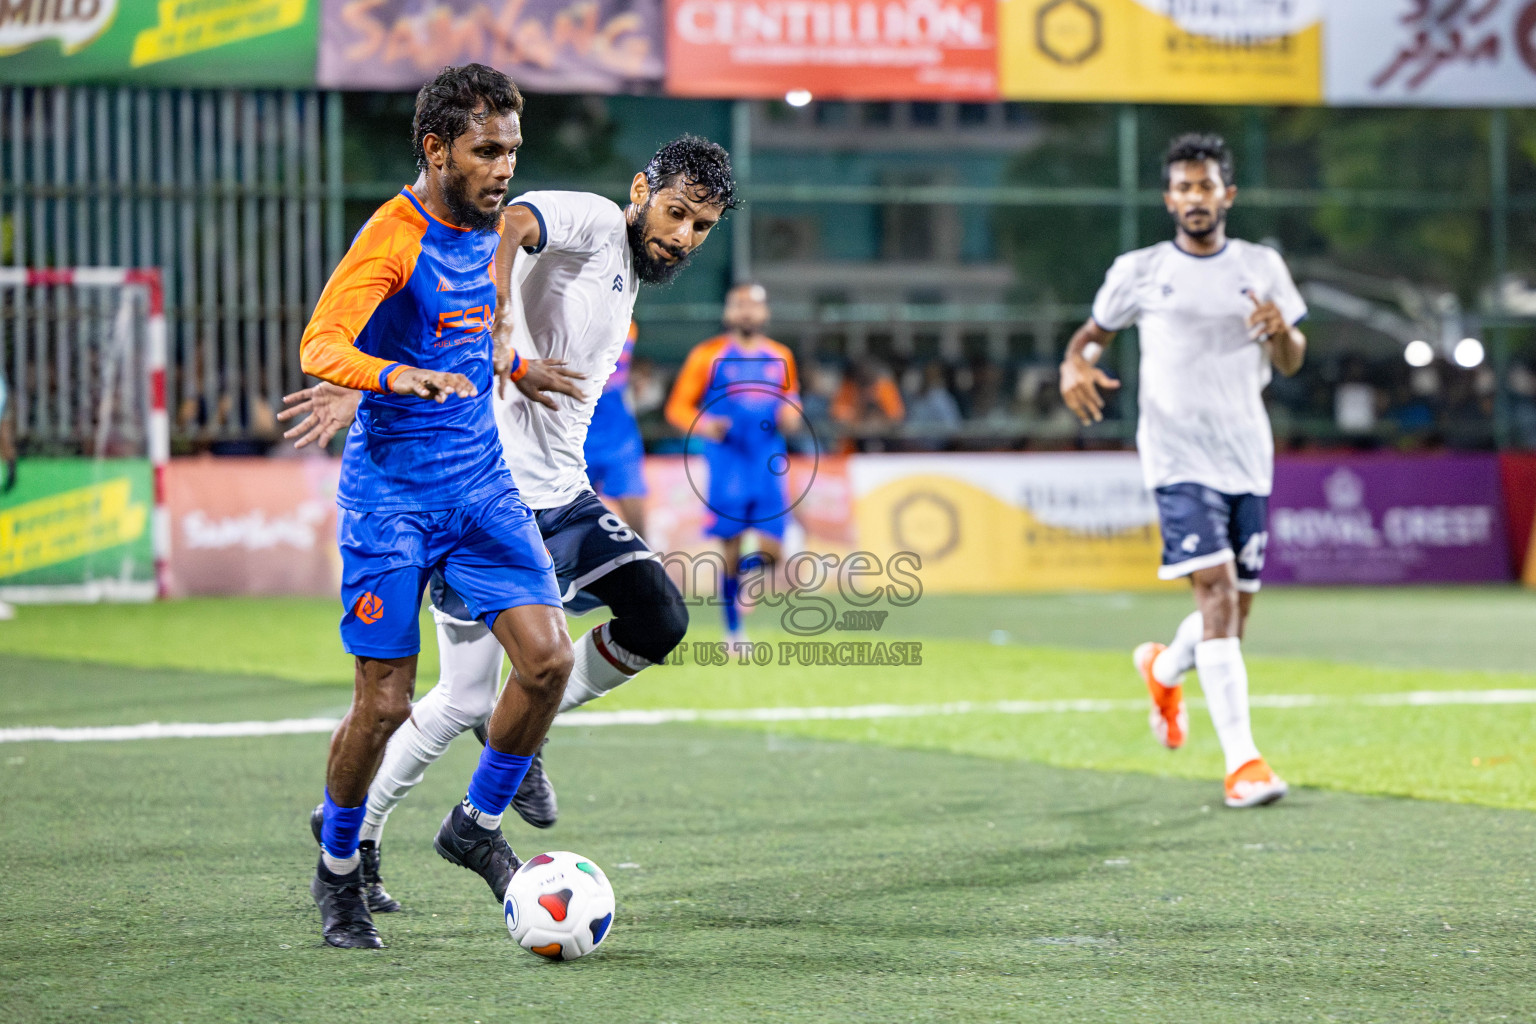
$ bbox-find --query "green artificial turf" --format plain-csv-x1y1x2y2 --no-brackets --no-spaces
2,720,1534,1023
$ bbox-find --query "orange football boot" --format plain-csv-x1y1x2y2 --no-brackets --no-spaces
1224,758,1289,808
1133,641,1187,750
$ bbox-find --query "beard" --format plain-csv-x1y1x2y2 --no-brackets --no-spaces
443,159,503,232
723,318,762,338
627,202,692,285
1174,205,1226,240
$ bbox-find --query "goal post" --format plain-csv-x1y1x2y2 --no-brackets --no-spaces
0,268,170,602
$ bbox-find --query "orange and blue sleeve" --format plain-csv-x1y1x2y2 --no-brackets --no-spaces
665,339,721,432
773,341,800,398
300,213,422,393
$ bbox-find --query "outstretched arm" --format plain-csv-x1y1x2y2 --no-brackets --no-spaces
488,206,587,407
277,382,362,449
1059,319,1122,425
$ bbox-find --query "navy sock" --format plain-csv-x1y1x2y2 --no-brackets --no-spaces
463,745,534,825
320,789,367,861
722,573,741,632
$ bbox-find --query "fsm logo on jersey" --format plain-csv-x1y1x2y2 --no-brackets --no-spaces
1265,455,1509,585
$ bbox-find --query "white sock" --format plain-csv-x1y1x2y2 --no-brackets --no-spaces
462,798,502,831
1152,610,1204,686
1194,637,1262,776
321,850,360,875
558,623,651,714
361,608,502,844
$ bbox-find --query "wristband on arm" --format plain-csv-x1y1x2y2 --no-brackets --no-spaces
507,350,528,383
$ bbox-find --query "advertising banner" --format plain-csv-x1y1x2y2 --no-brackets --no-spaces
0,459,156,601
663,0,998,100
849,452,1170,593
1325,1,1536,107
998,0,1322,104
1265,455,1509,586
0,0,318,86
165,457,342,598
318,0,664,92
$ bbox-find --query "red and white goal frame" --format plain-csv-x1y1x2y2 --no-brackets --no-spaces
0,267,170,599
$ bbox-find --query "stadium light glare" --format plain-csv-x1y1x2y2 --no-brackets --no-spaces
785,89,813,107
1453,337,1485,369
1404,340,1434,367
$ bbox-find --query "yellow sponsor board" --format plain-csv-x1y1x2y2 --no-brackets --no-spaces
999,0,1322,104
0,477,148,578
131,0,306,67
849,454,1176,593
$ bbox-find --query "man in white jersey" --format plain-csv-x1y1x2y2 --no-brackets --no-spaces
282,135,734,908
1059,133,1306,809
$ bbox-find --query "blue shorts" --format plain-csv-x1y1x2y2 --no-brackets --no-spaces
1154,483,1268,593
584,427,648,499
338,488,559,659
704,452,792,540
433,490,654,619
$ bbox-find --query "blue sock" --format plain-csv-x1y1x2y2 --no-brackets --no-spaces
722,573,741,632
463,745,534,826
321,789,367,861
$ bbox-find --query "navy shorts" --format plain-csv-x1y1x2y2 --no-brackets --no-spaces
585,427,649,499
433,490,654,620
1153,483,1269,593
337,488,560,659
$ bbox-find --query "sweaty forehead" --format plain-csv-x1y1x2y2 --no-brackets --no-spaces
654,182,725,217
459,109,521,147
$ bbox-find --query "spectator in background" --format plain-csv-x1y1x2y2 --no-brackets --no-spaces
905,361,961,449
832,358,904,451
1333,357,1378,437
793,359,838,454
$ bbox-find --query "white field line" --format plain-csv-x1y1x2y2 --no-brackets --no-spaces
4,689,1536,744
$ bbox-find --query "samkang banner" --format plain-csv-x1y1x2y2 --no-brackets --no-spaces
998,0,1323,104
317,0,665,92
0,0,318,86
663,0,999,100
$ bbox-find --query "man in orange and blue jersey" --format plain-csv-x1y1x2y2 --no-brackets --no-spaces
297,64,582,950
583,320,649,537
666,283,801,642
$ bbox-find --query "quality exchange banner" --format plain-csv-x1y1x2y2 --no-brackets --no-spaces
1265,454,1509,586
0,0,318,86
317,0,666,92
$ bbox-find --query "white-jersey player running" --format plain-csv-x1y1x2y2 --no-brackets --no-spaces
1059,132,1307,809
282,136,735,910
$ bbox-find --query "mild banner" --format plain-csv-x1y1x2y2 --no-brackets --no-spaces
998,0,1323,104
0,0,318,86
318,0,665,92
165,457,342,598
1325,1,1536,106
1266,455,1509,586
0,459,156,601
664,0,999,99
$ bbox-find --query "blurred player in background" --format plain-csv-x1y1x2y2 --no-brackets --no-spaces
666,283,801,644
284,136,734,912
583,320,650,537
296,65,580,949
1059,132,1306,809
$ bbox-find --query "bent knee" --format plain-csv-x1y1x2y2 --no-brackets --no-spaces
369,697,413,734
516,638,575,696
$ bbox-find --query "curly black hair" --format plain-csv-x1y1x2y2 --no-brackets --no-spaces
412,64,524,172
1162,133,1234,189
642,134,739,211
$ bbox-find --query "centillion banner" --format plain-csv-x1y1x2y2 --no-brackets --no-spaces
998,0,1322,104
